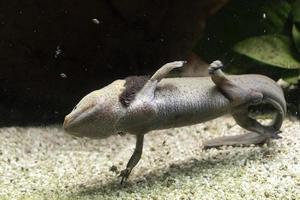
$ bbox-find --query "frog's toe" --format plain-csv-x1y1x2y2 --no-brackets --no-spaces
208,60,223,75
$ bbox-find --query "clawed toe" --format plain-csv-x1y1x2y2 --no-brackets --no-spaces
208,60,224,75
211,60,223,67
119,168,131,185
270,130,283,139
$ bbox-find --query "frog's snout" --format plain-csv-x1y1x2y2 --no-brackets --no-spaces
63,115,72,132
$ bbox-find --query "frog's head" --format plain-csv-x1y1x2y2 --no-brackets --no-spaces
63,80,124,139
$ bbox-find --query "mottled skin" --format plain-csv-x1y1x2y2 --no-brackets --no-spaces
63,61,286,184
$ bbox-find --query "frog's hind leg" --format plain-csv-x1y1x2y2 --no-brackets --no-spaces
208,60,263,106
203,112,269,149
203,108,282,149
204,61,278,149
203,132,268,149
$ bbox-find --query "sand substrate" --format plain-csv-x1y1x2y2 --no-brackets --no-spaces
0,117,299,200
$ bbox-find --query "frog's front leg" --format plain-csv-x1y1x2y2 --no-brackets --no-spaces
136,61,186,100
119,61,186,184
120,134,144,184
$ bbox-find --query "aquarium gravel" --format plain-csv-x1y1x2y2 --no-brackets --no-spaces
0,117,299,200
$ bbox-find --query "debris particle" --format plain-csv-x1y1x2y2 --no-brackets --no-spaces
60,73,67,78
277,78,289,88
92,18,100,24
54,46,62,58
109,165,118,173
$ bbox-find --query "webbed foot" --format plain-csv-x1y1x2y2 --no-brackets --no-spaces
203,129,283,149
203,132,269,149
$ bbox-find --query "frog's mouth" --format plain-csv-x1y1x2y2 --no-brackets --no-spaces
63,114,79,133
65,130,85,138
63,103,95,133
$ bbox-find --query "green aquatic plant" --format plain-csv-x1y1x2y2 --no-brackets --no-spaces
195,0,300,85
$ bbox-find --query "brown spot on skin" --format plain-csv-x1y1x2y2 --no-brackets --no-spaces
119,76,178,107
119,76,150,107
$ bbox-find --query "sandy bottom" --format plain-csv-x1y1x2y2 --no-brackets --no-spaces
0,117,299,200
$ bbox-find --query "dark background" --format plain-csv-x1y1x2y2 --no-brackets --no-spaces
0,0,229,126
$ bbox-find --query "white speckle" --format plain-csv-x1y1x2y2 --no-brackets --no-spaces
54,46,62,58
160,38,165,42
262,13,267,19
92,18,100,24
0,118,298,199
277,78,289,88
60,73,67,78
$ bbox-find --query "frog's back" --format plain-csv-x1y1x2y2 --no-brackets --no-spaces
151,74,283,130
152,77,231,130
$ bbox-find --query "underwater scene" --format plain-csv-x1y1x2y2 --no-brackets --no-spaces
0,0,299,199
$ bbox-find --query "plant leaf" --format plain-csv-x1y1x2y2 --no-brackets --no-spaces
292,24,300,52
292,0,300,23
263,1,291,33
283,74,299,84
233,34,300,69
194,0,292,61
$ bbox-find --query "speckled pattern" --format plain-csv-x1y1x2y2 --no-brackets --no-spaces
0,117,299,200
